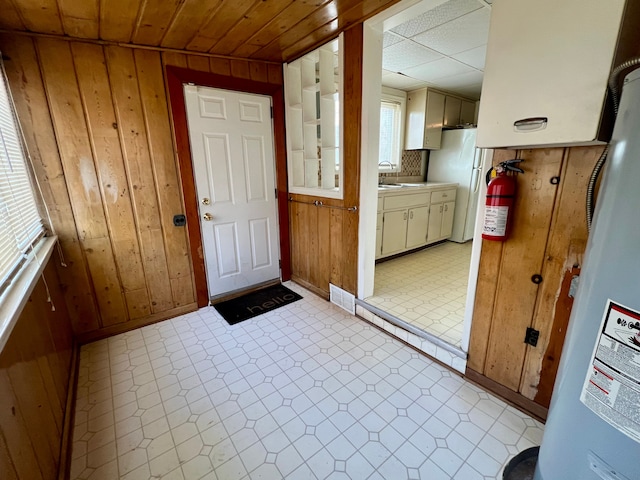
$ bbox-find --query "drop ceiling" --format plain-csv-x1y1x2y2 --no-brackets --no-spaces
381,0,492,99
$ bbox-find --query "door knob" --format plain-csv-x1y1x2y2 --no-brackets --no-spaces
202,197,210,205
203,213,213,221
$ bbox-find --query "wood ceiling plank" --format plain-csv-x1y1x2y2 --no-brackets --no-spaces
57,0,99,38
160,0,224,49
185,0,256,52
251,0,361,61
13,0,63,34
132,0,183,46
209,0,294,56
0,0,25,30
99,0,143,42
232,0,333,58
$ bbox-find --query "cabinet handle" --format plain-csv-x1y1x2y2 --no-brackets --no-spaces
404,212,407,220
444,204,448,212
440,205,443,213
410,211,413,219
514,117,548,132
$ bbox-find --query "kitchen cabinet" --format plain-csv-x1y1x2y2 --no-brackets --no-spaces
426,189,456,243
443,96,461,127
377,184,457,259
405,89,445,149
477,0,639,148
460,100,476,125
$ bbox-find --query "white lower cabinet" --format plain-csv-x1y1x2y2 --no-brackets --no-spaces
427,200,456,243
406,206,430,249
377,185,456,259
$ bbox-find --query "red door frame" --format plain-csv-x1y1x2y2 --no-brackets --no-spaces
166,66,291,308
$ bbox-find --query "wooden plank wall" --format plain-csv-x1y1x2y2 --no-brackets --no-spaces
288,25,363,298
468,145,601,409
0,34,283,338
0,256,74,479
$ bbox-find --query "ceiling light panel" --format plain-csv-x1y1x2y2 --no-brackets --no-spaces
382,40,443,72
391,0,483,39
412,8,491,56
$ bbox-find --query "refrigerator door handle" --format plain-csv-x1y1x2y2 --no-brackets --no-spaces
471,168,481,194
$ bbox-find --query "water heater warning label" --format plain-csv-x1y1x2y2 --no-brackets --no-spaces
580,300,640,444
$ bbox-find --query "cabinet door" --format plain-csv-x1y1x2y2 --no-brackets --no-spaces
427,203,443,243
443,96,462,127
476,0,625,148
424,91,445,149
381,210,408,255
441,201,456,238
406,206,430,249
405,88,427,150
460,100,476,125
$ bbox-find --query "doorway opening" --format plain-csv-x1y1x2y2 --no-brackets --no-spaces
358,0,492,358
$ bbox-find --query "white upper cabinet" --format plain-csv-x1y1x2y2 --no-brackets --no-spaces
477,0,633,149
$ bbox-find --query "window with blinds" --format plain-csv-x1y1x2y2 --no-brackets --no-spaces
0,60,45,294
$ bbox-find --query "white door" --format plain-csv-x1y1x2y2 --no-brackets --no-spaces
184,85,280,298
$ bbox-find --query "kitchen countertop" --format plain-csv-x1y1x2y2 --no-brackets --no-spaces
377,181,457,193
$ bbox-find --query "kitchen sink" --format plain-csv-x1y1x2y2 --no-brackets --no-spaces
377,184,404,189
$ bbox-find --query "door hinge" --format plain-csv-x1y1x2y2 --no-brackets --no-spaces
524,327,540,347
270,106,273,118
275,188,278,199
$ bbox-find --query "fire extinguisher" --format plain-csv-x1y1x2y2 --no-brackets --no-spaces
481,159,524,241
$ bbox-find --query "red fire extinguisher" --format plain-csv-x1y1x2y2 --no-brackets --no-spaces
481,159,524,241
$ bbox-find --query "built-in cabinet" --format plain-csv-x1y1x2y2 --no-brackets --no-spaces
377,184,457,259
427,189,456,243
406,87,477,150
477,0,639,148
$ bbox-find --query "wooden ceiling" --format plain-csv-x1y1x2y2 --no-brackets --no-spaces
0,0,401,62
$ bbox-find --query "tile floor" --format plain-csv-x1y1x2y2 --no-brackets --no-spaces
367,242,473,347
70,282,543,480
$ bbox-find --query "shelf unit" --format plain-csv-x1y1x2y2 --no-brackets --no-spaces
284,36,343,198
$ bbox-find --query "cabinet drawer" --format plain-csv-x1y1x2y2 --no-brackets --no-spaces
431,189,456,204
377,196,383,212
384,192,430,210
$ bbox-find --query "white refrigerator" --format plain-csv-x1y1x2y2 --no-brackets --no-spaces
427,128,484,243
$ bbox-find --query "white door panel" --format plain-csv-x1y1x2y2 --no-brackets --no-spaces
185,86,280,297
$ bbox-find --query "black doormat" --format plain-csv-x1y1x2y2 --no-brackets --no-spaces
214,284,302,325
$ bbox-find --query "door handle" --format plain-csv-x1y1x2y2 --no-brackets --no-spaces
202,197,211,205
203,213,214,221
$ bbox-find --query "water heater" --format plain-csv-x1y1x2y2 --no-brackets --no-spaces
534,69,640,479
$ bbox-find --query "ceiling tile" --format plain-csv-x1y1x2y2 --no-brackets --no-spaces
400,58,477,83
381,71,429,90
383,31,404,48
391,0,483,39
412,7,491,56
436,70,484,88
451,45,487,70
382,40,443,72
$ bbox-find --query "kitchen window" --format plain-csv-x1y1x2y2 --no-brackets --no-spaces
0,59,45,296
379,90,406,172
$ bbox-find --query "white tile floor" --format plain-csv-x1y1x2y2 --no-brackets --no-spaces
70,282,543,480
367,242,473,347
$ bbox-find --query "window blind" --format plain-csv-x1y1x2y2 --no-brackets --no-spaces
0,59,44,294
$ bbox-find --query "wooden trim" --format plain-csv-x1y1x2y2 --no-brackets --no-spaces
465,367,548,423
0,29,282,64
165,66,291,308
57,342,79,480
77,303,197,344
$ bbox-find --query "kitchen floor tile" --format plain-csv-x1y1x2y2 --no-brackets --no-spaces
368,241,473,347
70,281,543,479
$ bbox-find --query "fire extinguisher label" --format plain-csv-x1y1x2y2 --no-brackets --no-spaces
482,205,509,237
580,300,640,443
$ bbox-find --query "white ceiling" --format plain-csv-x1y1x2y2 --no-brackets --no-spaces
381,0,492,99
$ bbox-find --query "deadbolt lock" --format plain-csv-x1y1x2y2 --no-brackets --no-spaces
203,213,213,221
202,197,211,205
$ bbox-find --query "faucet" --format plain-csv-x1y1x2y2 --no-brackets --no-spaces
378,161,398,185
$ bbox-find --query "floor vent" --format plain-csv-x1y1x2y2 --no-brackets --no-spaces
329,283,355,314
